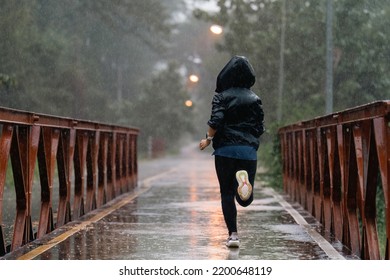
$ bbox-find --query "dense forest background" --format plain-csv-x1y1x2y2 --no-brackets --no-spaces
1,0,389,165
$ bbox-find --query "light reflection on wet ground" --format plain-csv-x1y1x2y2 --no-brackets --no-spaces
2,144,358,260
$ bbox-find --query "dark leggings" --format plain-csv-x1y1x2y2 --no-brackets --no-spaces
214,156,257,235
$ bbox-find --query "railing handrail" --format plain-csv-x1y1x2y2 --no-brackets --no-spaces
0,106,139,132
279,100,390,131
0,106,139,256
278,100,390,260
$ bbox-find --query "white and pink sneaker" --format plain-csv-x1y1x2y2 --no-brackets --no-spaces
236,170,252,201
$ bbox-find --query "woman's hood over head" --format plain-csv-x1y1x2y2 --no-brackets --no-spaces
215,55,256,93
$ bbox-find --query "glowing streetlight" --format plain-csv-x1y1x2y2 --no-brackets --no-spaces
210,24,223,35
185,100,193,107
189,74,199,83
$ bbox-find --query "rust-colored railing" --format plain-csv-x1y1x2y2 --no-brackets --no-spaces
279,100,390,260
0,107,138,256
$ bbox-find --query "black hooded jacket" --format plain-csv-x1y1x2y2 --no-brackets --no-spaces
207,56,265,150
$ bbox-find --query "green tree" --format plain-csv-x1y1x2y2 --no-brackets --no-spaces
0,0,172,122
115,62,194,155
195,0,389,124
333,0,390,110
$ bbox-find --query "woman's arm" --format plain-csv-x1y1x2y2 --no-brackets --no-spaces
199,127,217,150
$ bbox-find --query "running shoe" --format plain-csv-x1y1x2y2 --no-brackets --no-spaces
226,232,240,248
236,170,252,201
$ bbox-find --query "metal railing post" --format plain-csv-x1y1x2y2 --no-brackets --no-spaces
0,107,139,256
279,100,390,259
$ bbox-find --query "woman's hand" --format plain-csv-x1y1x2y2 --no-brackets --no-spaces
199,139,211,150
199,127,216,150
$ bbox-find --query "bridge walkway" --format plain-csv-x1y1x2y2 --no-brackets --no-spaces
2,144,356,260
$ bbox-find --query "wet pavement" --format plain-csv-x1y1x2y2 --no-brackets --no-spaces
2,143,358,260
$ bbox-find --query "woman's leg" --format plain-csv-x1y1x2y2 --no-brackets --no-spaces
215,156,237,234
215,156,258,233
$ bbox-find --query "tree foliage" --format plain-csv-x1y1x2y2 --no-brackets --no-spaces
112,63,194,155
333,0,390,109
195,0,389,126
0,0,171,120
0,0,207,155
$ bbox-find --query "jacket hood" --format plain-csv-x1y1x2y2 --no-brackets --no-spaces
215,55,256,93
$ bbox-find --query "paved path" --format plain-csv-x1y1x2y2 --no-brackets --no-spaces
2,144,357,260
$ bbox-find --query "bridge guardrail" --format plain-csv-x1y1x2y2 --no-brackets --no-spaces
0,107,139,256
279,100,390,260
